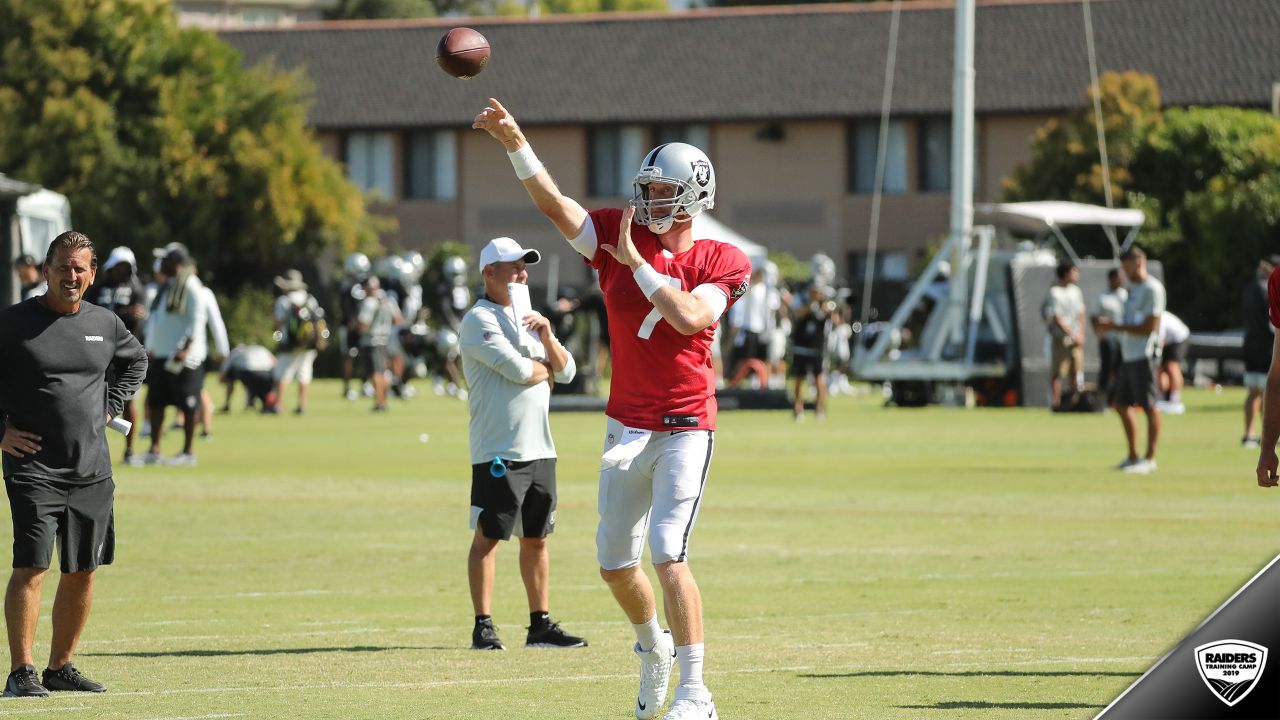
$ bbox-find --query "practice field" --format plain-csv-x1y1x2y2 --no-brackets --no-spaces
3,383,1271,719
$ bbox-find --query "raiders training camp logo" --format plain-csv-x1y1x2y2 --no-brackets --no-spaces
691,160,711,187
1194,639,1267,706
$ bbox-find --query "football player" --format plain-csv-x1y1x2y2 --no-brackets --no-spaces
475,98,750,720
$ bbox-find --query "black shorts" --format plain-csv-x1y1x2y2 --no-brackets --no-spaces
232,368,275,402
147,363,203,412
790,352,827,379
1114,358,1157,409
470,458,557,541
5,475,115,572
1161,340,1188,365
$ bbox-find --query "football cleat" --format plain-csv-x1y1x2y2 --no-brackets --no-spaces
635,631,675,719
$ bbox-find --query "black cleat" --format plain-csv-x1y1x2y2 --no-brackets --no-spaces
471,618,506,650
41,663,105,693
526,620,588,649
3,665,49,697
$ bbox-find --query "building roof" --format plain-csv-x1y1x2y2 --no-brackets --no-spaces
220,0,1280,130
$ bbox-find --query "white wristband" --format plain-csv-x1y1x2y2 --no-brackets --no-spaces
507,144,543,181
633,264,665,300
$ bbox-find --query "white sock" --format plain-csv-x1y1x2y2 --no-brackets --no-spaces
675,643,709,701
633,616,663,652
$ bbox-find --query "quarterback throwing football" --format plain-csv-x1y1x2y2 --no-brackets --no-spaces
475,98,750,720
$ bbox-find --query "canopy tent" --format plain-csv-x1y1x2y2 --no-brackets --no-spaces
692,213,769,266
974,201,1145,260
974,201,1145,234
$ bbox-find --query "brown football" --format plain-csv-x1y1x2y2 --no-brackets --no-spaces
436,27,490,80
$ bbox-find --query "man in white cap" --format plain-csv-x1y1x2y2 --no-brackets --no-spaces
86,247,148,464
269,269,327,415
459,237,586,652
141,242,207,466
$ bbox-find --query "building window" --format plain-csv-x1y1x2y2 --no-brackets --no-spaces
920,118,951,192
406,130,456,200
346,132,394,198
589,125,646,197
652,123,710,151
850,251,911,282
849,120,907,194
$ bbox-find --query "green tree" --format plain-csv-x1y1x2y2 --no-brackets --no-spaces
327,0,436,19
1003,71,1280,328
0,0,384,288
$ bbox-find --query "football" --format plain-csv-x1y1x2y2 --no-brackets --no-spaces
436,27,490,80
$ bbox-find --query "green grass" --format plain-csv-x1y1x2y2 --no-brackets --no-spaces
4,382,1271,718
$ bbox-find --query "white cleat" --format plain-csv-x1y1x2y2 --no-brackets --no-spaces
661,698,718,720
1123,459,1157,474
635,631,675,719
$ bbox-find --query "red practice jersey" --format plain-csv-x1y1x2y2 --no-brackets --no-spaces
588,207,752,431
1270,266,1280,329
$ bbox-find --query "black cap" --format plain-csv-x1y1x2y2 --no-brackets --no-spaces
1265,255,1280,268
13,254,36,267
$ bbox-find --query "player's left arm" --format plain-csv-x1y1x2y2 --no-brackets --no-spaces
601,206,745,336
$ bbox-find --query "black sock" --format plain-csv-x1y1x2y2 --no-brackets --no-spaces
475,614,492,625
530,611,550,629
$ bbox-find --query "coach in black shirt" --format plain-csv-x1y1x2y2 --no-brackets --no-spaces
0,232,147,697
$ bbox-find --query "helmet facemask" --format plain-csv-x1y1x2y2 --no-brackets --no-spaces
628,143,716,235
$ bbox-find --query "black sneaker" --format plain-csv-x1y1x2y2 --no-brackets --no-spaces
526,620,588,649
41,663,105,693
471,619,506,650
4,664,49,697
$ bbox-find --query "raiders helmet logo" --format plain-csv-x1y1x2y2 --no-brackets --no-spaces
730,279,749,299
691,160,711,187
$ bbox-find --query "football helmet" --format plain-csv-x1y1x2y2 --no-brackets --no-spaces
809,253,836,286
402,251,425,279
344,252,371,280
373,255,406,284
630,143,716,235
442,256,467,285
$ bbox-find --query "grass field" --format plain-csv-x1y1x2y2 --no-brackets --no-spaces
3,381,1273,719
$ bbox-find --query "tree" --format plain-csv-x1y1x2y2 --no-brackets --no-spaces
1003,71,1280,328
327,0,436,19
0,0,384,287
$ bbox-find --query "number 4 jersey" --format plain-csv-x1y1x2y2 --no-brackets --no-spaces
588,207,752,432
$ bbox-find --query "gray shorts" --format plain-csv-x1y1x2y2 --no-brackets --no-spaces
1114,358,1157,409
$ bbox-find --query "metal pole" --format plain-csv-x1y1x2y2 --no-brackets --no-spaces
946,0,976,351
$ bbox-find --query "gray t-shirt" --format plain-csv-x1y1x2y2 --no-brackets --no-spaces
460,299,576,465
0,298,148,483
1092,287,1128,339
1120,276,1166,361
1043,283,1085,338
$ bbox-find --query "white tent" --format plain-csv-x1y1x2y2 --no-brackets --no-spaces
974,201,1144,234
692,213,768,266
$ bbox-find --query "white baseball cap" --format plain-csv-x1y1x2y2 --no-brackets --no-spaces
479,237,541,271
102,246,137,271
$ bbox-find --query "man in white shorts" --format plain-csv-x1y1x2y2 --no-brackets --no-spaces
270,270,326,415
475,99,751,720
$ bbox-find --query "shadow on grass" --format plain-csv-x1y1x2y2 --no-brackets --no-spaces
898,701,1104,710
800,670,1136,679
83,645,442,658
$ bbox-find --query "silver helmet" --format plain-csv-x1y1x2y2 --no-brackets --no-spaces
344,252,371,280
401,251,425,280
810,253,836,286
630,143,716,235
442,256,467,285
